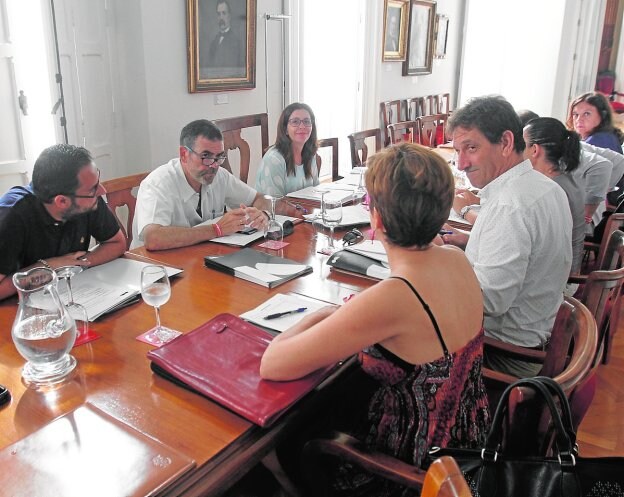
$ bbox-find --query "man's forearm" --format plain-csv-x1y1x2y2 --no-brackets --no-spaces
143,224,219,251
86,231,127,265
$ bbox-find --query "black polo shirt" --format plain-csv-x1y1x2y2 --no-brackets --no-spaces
0,194,120,276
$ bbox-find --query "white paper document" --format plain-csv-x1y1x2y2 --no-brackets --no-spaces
197,215,298,246
240,293,331,332
304,204,370,228
54,258,183,321
286,186,355,203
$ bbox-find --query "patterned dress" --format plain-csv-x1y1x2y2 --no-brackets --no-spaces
333,276,491,497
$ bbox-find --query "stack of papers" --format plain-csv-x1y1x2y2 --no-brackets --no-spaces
286,185,356,203
303,204,371,228
195,215,298,246
240,293,331,332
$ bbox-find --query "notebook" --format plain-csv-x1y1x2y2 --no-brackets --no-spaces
204,248,312,288
0,403,195,497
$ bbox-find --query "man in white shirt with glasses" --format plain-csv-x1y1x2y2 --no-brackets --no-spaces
132,119,294,251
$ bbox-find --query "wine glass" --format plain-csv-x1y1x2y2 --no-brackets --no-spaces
263,194,284,248
56,265,89,344
140,265,177,344
352,166,367,205
321,196,343,254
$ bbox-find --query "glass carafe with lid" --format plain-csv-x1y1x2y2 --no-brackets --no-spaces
11,267,77,386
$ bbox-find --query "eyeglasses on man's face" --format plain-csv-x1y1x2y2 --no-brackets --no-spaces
66,168,101,199
288,118,313,128
185,146,227,167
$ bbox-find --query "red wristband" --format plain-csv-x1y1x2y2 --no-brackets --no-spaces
213,223,223,237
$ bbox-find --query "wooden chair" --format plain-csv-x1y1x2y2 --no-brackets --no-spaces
102,172,149,249
570,233,624,364
583,212,624,271
380,100,406,146
317,137,341,181
419,114,447,147
347,128,382,168
406,96,426,120
387,120,420,145
435,93,452,116
302,432,470,496
213,113,269,184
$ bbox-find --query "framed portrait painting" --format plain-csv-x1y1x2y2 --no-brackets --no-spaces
187,0,256,92
382,0,409,62
402,0,436,76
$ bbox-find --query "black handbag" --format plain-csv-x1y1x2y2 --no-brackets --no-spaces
424,376,624,497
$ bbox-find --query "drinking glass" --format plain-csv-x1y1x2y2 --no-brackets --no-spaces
56,266,89,343
321,196,343,254
263,194,284,246
352,166,367,205
140,265,177,343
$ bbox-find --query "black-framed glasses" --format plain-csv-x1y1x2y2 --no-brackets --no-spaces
64,169,101,199
342,228,364,246
185,146,227,167
287,118,313,128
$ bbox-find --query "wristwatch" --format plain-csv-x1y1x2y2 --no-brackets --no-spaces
459,205,473,219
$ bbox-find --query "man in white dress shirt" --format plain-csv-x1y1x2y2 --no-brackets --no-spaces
132,119,293,251
443,96,573,377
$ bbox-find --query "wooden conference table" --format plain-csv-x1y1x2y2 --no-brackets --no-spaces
0,220,376,496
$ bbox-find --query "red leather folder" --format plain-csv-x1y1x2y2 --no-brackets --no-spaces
147,313,335,428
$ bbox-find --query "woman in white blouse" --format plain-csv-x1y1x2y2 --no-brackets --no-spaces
255,103,320,196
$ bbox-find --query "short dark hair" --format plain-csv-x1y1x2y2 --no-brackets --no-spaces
273,102,318,179
365,143,454,248
524,117,581,173
517,109,540,127
448,95,525,153
180,119,223,149
32,144,94,203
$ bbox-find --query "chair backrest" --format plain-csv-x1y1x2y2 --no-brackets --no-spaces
419,114,446,147
101,172,149,249
421,456,472,497
380,100,406,145
596,214,624,269
436,93,452,116
316,137,340,181
387,120,420,145
347,128,382,167
406,97,426,120
213,113,269,184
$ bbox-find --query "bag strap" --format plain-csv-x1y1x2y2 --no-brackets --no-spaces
531,376,577,447
484,377,577,463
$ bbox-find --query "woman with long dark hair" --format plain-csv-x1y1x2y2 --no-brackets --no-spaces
524,117,584,275
255,102,319,196
566,92,623,154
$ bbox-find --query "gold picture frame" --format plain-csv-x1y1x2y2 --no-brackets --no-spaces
402,0,436,75
187,0,256,93
382,0,410,62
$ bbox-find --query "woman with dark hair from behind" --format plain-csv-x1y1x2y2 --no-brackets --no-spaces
566,92,624,153
261,143,490,496
255,102,319,196
523,117,585,276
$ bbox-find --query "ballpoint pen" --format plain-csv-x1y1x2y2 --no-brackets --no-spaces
264,307,307,320
439,229,453,235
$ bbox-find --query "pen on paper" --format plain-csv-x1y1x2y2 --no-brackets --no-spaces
439,230,453,235
264,307,307,320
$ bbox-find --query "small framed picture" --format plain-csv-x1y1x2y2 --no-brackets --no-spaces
434,14,449,59
402,0,436,76
187,0,257,92
382,0,410,62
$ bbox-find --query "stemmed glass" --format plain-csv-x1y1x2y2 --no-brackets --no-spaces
352,166,367,205
263,194,284,248
321,196,343,254
140,265,178,344
56,266,89,344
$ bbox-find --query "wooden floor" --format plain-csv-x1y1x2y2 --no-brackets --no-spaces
577,303,624,456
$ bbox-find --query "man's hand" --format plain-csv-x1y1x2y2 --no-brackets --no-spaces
453,189,480,213
217,207,249,235
45,251,91,269
241,205,269,230
440,224,470,250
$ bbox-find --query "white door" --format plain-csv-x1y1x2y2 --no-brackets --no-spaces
52,0,121,180
0,0,26,190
